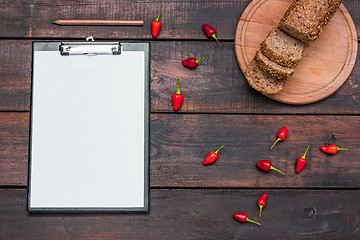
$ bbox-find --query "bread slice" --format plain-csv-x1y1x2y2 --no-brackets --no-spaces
278,0,341,45
261,29,305,68
245,60,285,95
255,50,295,80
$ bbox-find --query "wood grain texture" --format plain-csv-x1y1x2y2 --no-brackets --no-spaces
0,1,359,239
151,114,360,188
0,41,31,111
0,0,247,40
0,113,29,186
0,189,359,240
1,40,360,113
2,113,359,188
0,0,358,40
235,0,358,104
151,41,360,113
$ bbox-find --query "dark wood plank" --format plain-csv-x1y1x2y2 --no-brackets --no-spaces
0,113,29,186
151,114,360,188
344,0,360,40
0,0,358,40
0,189,358,239
2,113,359,188
0,41,31,111
0,0,247,40
151,41,360,113
1,40,360,113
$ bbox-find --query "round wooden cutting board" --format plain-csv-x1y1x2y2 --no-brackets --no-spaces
234,0,358,105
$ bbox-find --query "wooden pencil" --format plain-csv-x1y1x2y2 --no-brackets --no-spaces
52,19,144,26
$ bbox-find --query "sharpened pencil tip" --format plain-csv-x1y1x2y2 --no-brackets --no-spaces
52,20,57,24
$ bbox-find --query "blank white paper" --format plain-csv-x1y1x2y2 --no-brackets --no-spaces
29,48,146,209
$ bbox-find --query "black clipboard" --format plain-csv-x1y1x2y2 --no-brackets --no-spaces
28,41,150,212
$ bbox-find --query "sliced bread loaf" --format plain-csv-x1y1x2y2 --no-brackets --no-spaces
278,0,341,44
255,50,295,80
261,29,305,68
245,60,285,95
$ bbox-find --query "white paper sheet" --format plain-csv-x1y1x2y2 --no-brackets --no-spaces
29,48,146,209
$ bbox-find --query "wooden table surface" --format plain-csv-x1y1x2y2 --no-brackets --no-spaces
0,0,359,239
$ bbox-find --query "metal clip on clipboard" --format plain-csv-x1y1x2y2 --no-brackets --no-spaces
59,36,121,55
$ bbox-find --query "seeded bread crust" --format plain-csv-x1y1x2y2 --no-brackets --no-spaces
278,0,341,45
255,50,295,80
245,60,285,95
261,29,305,68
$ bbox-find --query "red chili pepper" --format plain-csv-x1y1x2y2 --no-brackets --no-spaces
202,24,220,44
320,144,347,154
182,57,208,69
256,160,285,176
151,9,163,38
233,212,260,225
296,146,310,174
203,145,224,165
257,193,267,216
271,126,287,149
172,79,183,111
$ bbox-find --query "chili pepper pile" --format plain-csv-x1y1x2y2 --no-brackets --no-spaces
150,10,222,110
232,192,268,226
203,125,348,226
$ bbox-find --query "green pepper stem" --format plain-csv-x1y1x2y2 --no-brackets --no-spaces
301,146,310,159
155,9,163,21
270,166,285,176
195,57,208,64
246,217,261,226
271,137,281,149
211,33,220,45
337,147,348,151
259,205,263,216
176,79,181,94
214,145,224,154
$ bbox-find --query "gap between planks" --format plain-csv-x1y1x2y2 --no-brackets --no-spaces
2,111,360,117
